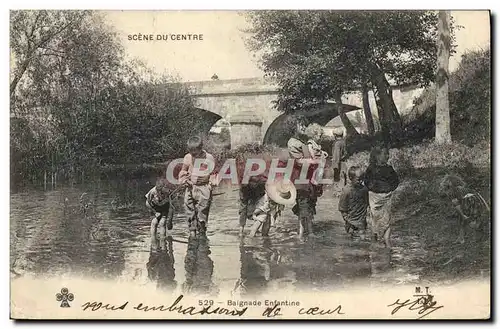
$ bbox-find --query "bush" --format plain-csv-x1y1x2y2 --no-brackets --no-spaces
345,140,489,181
403,47,491,145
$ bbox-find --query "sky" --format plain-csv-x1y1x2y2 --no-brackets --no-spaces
105,10,490,82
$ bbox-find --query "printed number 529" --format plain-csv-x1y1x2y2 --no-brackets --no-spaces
198,300,214,306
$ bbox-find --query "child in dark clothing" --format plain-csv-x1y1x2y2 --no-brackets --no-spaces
339,166,369,239
145,178,175,250
362,146,400,248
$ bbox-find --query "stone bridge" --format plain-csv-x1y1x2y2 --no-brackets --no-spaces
184,78,423,148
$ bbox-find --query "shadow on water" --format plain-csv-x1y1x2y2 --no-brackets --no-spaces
10,174,490,294
146,237,177,291
182,234,218,297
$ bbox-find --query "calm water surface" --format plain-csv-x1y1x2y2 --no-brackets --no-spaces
10,179,438,297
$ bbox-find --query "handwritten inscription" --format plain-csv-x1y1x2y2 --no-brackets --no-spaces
81,295,345,318
298,305,344,316
133,295,247,317
262,304,283,318
388,290,444,319
82,301,128,311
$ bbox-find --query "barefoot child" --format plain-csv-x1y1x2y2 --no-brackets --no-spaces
287,118,324,241
240,178,295,237
362,146,400,248
145,178,175,250
179,136,218,236
439,174,490,245
338,166,369,238
238,176,266,236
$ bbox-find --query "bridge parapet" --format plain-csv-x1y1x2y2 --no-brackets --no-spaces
185,77,278,96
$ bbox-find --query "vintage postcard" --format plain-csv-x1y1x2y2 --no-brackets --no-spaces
10,10,491,320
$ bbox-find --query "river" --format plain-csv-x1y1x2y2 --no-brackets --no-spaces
10,178,487,298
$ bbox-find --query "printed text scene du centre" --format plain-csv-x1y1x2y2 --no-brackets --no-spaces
128,34,204,41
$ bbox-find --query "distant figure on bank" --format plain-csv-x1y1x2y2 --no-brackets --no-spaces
338,166,369,239
363,146,400,248
439,174,491,245
145,178,175,250
239,176,295,237
331,129,347,185
179,136,218,236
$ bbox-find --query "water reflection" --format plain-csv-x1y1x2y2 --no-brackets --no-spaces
146,236,177,291
182,234,217,296
11,182,474,292
236,238,271,296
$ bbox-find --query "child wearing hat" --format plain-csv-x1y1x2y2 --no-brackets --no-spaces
238,175,267,236
248,179,295,237
239,177,296,237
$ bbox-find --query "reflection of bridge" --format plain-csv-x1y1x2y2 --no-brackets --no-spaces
184,78,423,148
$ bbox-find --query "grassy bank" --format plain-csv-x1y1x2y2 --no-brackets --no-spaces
344,140,491,281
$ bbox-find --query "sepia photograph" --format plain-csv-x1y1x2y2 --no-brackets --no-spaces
9,9,491,320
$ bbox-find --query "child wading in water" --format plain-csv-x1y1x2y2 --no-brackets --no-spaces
145,178,176,250
439,174,491,245
179,136,218,237
363,146,399,248
338,166,369,239
238,176,295,237
287,118,325,241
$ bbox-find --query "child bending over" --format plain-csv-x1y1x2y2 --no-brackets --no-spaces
439,174,490,245
145,178,175,250
239,177,294,237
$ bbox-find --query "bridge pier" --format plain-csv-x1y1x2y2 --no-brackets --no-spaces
229,110,263,149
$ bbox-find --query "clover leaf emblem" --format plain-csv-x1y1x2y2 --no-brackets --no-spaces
56,287,74,307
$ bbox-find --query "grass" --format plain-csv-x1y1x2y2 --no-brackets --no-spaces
388,165,491,281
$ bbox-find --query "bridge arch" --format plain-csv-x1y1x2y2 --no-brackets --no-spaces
183,78,423,149
262,103,360,147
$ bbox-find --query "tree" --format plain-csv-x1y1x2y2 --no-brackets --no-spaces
435,10,452,144
245,11,458,141
10,10,197,185
10,11,89,102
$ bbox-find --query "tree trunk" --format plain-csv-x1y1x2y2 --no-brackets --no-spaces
370,66,403,139
387,86,403,128
435,10,452,144
334,94,359,137
372,87,390,143
362,85,375,135
10,56,32,100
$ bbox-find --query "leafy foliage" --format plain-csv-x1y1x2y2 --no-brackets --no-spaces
244,11,459,138
405,47,491,145
10,11,198,187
